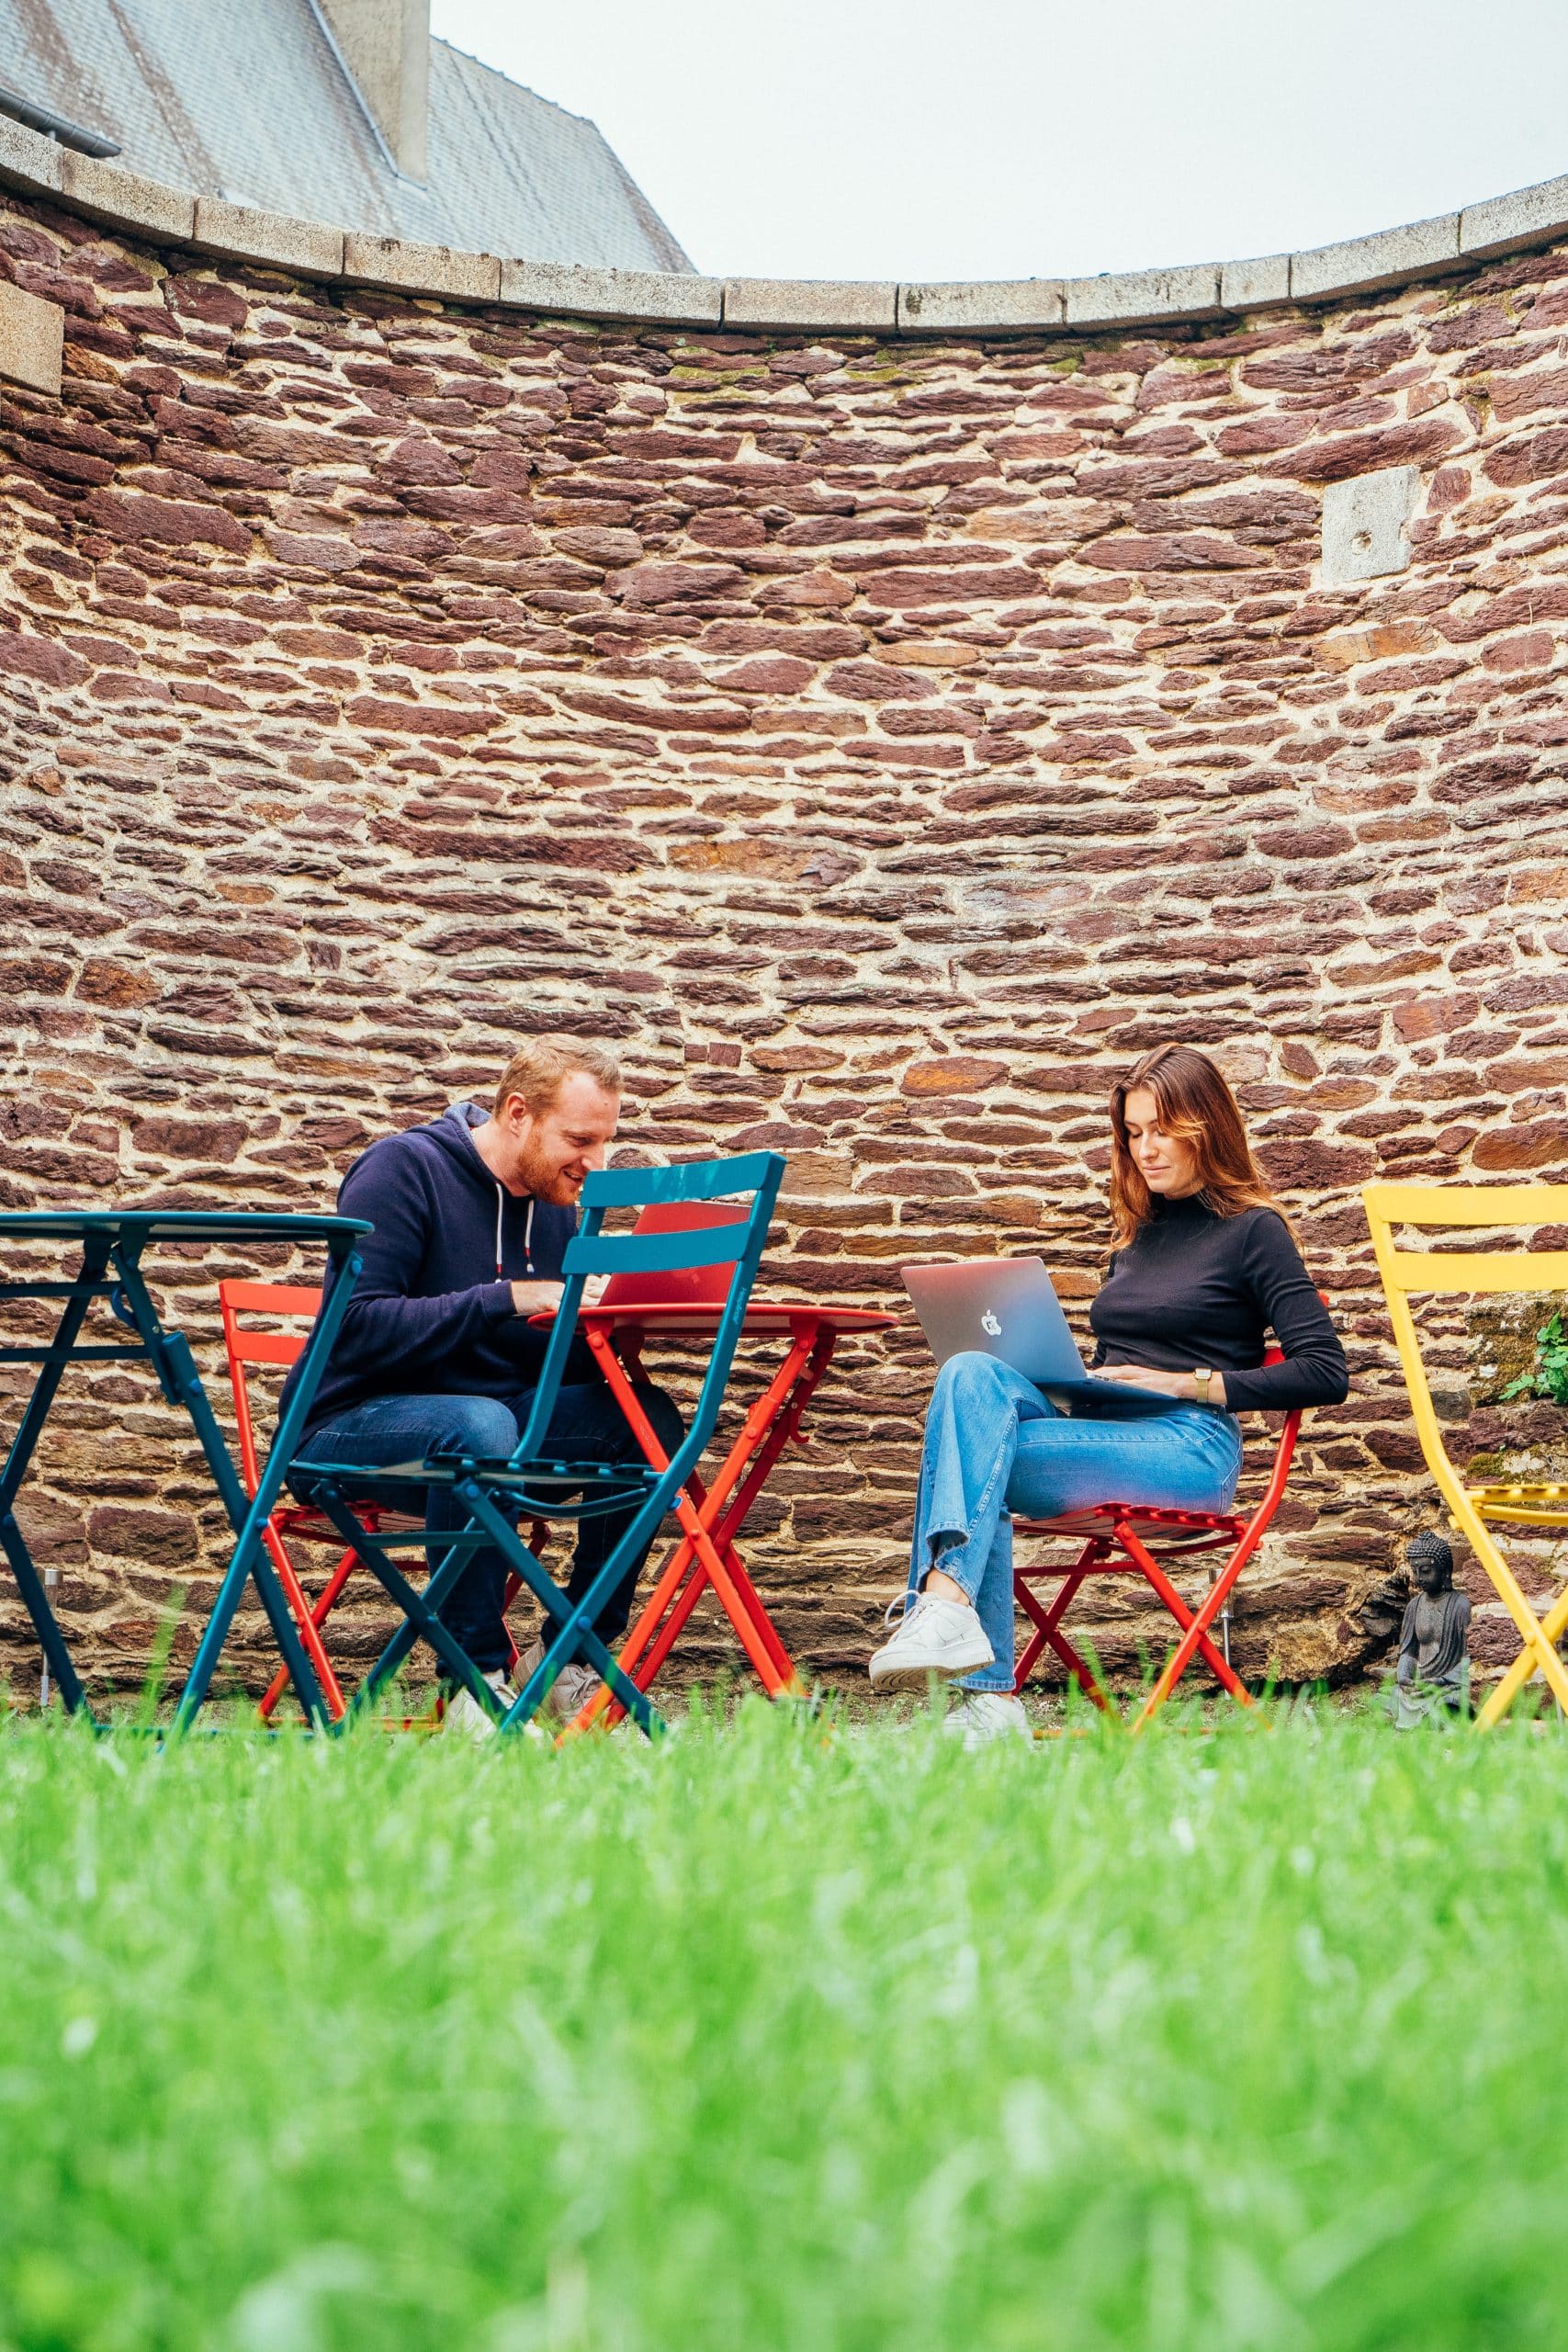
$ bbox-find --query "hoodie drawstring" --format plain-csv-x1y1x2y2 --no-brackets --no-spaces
496,1187,536,1278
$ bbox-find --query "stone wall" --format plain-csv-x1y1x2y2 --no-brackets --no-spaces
1,174,1566,1706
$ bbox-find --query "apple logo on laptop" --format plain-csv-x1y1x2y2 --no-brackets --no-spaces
980,1309,1001,1336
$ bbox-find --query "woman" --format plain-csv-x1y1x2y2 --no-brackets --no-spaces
870,1043,1349,1744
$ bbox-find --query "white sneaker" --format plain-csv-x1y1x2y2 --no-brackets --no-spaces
443,1668,545,1743
869,1589,995,1691
517,1640,605,1724
552,1661,605,1722
942,1690,1031,1750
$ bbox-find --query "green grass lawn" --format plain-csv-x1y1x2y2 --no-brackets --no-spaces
1,1699,1565,2350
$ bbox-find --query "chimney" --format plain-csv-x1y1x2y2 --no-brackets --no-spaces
319,0,429,181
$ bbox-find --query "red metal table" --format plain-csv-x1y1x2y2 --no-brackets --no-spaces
535,1302,895,1730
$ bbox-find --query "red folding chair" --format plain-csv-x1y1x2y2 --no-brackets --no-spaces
219,1281,547,1724
1010,1315,1323,1732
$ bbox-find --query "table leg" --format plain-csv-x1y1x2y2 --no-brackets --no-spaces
0,1237,115,1719
572,1325,831,1728
606,1326,804,1687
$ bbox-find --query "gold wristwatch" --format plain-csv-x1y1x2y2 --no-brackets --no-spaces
1194,1367,1213,1408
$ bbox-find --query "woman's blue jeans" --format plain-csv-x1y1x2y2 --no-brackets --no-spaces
908,1352,1244,1693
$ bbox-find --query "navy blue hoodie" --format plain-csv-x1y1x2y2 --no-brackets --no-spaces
288,1102,589,1441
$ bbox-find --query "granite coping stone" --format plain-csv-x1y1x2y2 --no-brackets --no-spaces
1291,214,1462,300
58,153,195,243
0,115,62,198
192,198,344,277
1219,253,1292,311
1063,262,1223,327
898,279,1066,334
502,258,721,323
0,107,1567,334
1461,173,1568,262
724,277,898,333
342,232,502,301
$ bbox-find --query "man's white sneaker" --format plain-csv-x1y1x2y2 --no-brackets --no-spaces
443,1668,545,1743
552,1661,605,1722
517,1641,605,1724
942,1690,1031,1750
869,1589,995,1691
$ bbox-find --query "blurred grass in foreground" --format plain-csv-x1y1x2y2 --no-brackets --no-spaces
0,1698,1563,2350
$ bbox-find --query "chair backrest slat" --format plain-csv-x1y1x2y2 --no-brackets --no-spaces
602,1202,747,1310
578,1151,781,1208
218,1281,323,1316
1365,1181,1568,1229
564,1224,753,1277
1379,1248,1568,1295
230,1330,308,1367
1365,1182,1568,1299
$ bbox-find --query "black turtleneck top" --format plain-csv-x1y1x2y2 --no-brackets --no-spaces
1087,1194,1348,1415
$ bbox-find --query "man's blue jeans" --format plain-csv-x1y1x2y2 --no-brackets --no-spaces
299,1380,683,1679
908,1352,1244,1693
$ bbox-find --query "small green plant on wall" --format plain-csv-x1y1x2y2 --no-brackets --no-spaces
1502,1311,1568,1407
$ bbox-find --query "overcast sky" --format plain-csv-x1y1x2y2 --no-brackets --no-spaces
431,0,1568,282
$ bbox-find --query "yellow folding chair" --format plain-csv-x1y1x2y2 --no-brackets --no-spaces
1363,1182,1568,1729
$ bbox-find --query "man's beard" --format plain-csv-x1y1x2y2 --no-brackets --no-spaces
515,1149,581,1207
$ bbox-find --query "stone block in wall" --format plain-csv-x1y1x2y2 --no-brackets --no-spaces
0,277,62,395
1062,262,1222,328
1320,467,1420,585
342,234,501,300
1461,173,1568,261
1291,214,1460,300
897,279,1066,334
723,278,897,332
500,258,721,323
59,152,195,242
192,198,344,277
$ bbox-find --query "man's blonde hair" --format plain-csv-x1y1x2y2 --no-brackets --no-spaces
491,1036,622,1119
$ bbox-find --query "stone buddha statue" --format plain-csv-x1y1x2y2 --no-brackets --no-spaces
1394,1529,1472,1727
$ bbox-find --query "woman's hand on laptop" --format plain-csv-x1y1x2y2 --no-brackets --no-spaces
510,1275,610,1316
1096,1364,1228,1407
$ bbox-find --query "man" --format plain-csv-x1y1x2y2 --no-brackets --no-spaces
286,1038,682,1735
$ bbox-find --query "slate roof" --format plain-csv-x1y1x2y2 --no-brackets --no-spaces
0,0,693,269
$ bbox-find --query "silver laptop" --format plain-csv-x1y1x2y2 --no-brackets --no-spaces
900,1256,1182,1417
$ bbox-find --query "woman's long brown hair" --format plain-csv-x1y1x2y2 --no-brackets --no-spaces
1108,1044,1285,1248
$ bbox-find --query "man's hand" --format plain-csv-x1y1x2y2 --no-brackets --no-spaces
509,1275,610,1317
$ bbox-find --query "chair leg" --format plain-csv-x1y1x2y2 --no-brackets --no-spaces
1472,1540,1568,1727
1115,1524,1254,1725
452,1480,665,1740
256,1522,348,1723
1013,1576,1103,1700
301,1485,505,1724
1013,1543,1100,1693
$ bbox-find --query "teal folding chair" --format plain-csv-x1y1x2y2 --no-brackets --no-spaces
291,1150,785,1738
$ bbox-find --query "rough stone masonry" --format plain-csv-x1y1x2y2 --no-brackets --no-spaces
0,177,1565,1705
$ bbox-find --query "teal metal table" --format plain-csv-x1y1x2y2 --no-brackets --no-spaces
0,1210,368,1730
